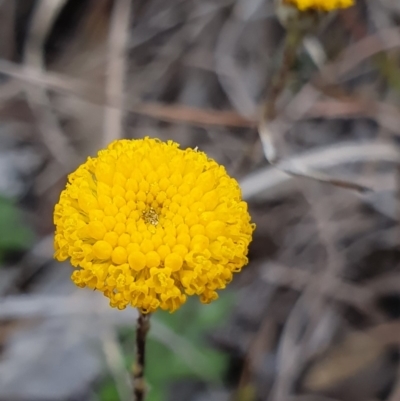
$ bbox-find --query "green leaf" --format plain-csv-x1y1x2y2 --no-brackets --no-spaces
98,378,120,401
99,293,234,401
145,293,234,401
0,195,34,260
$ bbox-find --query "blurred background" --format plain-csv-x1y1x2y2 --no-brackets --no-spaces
0,0,400,400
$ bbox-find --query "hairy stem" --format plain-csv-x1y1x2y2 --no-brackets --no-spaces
133,311,150,401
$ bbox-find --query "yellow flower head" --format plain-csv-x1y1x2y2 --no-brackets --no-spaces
54,138,254,313
284,0,354,11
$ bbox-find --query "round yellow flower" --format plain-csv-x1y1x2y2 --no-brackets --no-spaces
284,0,354,11
54,138,254,313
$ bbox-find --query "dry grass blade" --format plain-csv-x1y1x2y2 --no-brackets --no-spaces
0,58,255,128
102,329,134,401
103,0,133,146
278,162,371,193
240,141,399,200
0,294,137,320
23,0,79,170
261,263,374,313
303,332,385,392
135,102,255,127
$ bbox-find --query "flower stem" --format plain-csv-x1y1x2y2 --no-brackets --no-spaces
262,24,304,121
133,311,150,401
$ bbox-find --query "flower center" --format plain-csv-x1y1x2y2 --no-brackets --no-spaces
142,207,159,226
